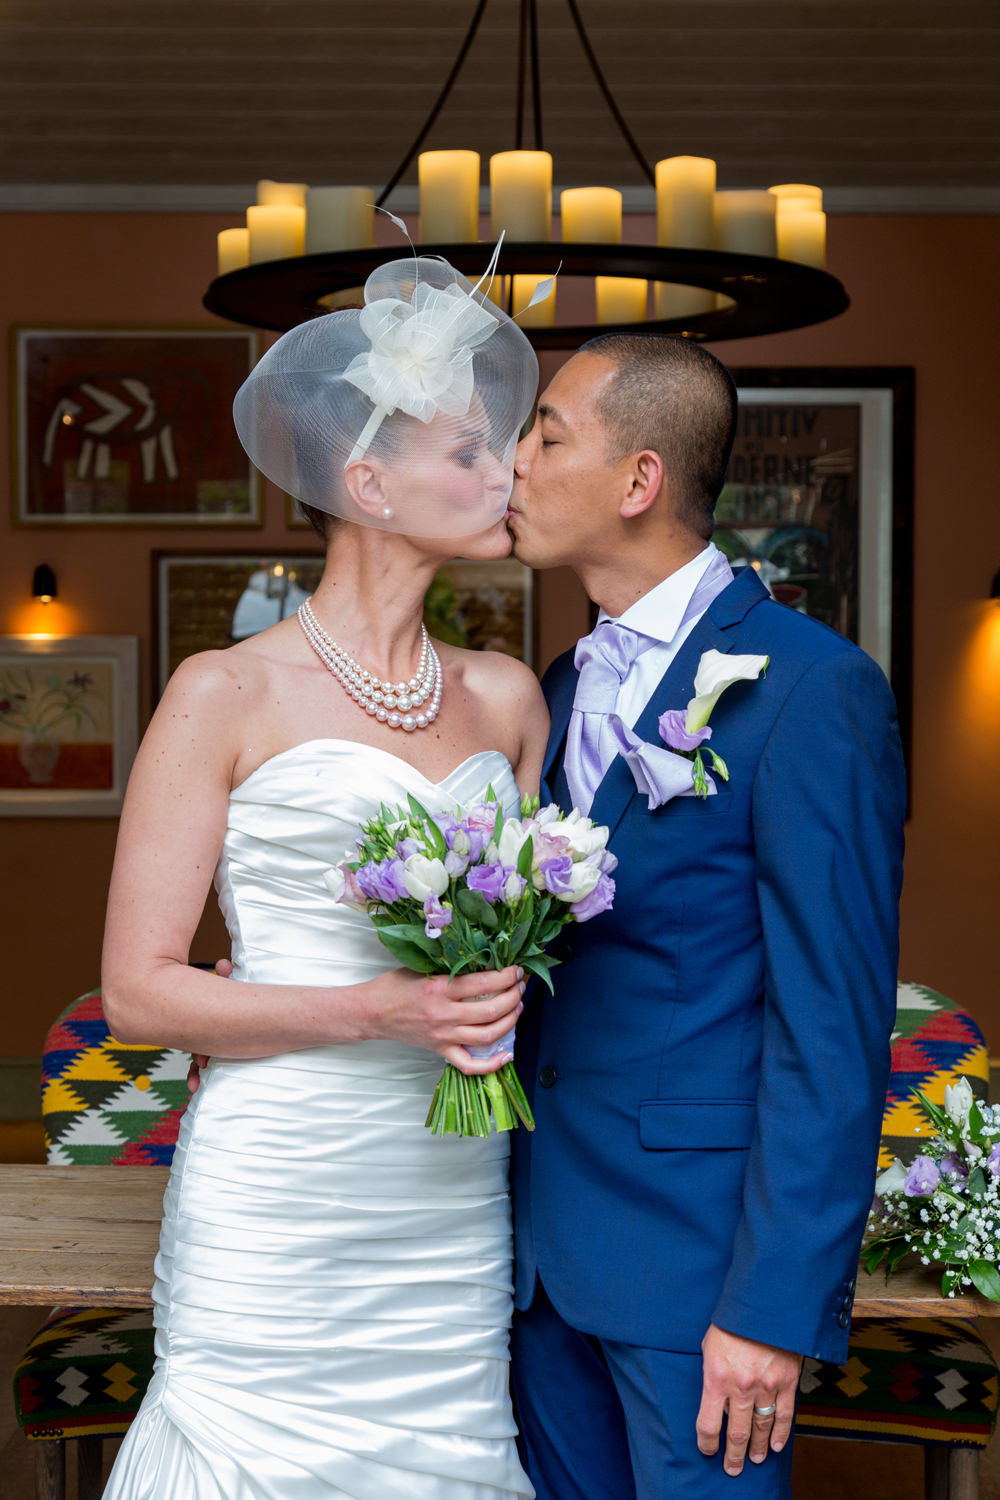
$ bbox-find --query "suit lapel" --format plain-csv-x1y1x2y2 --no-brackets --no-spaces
588,567,769,840
541,658,578,793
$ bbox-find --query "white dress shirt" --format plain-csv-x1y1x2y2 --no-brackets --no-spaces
596,543,719,729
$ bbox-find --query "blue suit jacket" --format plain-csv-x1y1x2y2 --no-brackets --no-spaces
512,568,906,1364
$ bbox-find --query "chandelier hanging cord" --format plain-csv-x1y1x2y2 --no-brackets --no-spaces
562,0,655,185
376,0,491,207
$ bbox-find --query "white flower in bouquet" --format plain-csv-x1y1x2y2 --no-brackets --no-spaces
403,854,449,901
945,1077,975,1132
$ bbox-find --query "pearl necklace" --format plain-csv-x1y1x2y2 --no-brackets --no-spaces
297,599,442,732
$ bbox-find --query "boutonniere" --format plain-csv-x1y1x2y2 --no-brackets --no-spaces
612,649,769,810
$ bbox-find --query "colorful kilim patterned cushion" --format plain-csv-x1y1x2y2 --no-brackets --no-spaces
796,1317,1000,1446
879,981,989,1172
13,990,190,1443
14,1307,158,1440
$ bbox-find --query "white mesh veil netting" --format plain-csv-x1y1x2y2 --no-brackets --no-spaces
232,254,540,538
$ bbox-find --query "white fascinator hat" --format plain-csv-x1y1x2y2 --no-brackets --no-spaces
233,242,543,539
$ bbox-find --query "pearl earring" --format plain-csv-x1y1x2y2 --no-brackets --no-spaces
381,505,393,520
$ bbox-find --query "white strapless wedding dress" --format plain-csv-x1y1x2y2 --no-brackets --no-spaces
104,740,534,1500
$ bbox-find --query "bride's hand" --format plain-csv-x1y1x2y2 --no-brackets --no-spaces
368,967,525,1075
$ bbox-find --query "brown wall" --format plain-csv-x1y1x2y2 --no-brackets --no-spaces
1,212,998,1056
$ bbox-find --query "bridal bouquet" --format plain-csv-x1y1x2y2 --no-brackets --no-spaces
324,789,616,1138
865,1078,1000,1302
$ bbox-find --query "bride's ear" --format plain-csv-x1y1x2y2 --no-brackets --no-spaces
343,458,392,521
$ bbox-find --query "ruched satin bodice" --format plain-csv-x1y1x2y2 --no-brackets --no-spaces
103,741,534,1500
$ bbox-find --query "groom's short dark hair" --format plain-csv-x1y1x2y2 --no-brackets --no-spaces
579,333,737,540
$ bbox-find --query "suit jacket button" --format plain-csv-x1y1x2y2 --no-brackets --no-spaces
538,1065,558,1089
846,1278,856,1293
837,1309,850,1329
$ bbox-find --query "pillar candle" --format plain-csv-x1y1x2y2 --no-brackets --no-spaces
305,187,375,253
490,151,552,241
257,180,308,208
217,227,250,275
714,191,777,257
597,276,647,324
656,156,716,248
512,273,556,327
247,204,306,263
776,208,827,268
560,187,621,243
418,151,480,242
768,183,823,215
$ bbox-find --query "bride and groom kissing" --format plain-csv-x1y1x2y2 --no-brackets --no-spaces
100,254,906,1499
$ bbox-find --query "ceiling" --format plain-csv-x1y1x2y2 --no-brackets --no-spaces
2,0,998,211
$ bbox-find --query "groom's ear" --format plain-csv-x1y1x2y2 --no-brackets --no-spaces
619,449,665,520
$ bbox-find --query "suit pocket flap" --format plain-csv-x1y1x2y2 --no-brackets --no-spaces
639,1100,756,1150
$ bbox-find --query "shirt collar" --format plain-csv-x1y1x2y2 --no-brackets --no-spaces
597,543,719,646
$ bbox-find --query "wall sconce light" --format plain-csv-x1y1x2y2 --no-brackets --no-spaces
32,563,57,604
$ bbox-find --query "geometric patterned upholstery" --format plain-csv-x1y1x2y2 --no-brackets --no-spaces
796,981,999,1451
13,1307,158,1440
796,1317,1000,1448
13,990,190,1444
879,981,990,1172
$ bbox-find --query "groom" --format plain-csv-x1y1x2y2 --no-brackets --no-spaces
504,334,906,1498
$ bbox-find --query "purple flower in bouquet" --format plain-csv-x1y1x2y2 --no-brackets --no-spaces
987,1144,1000,1177
467,862,509,904
396,835,421,861
941,1152,970,1182
572,873,616,923
904,1155,942,1197
539,855,575,898
658,709,712,753
423,894,453,940
444,848,471,879
356,856,408,906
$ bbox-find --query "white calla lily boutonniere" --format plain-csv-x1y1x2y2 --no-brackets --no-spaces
659,650,770,797
613,649,769,810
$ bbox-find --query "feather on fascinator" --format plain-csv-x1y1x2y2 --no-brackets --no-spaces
232,239,545,539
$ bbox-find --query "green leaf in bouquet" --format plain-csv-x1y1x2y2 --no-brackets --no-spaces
493,802,504,842
861,1240,890,1275
506,917,533,960
405,794,446,857
968,1259,1000,1302
969,1099,990,1147
516,834,534,879
969,1166,988,1198
914,1089,953,1138
484,783,498,803
456,888,500,931
885,1241,912,1275
374,926,441,974
520,953,556,994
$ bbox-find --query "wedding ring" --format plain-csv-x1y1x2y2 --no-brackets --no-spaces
753,1403,777,1418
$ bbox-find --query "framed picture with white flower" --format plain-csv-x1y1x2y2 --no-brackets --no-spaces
0,635,139,816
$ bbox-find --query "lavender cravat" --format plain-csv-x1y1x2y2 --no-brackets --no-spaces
562,551,735,814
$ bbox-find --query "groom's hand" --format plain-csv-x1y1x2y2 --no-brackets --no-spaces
696,1324,801,1477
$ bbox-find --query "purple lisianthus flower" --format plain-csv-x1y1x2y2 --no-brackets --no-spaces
539,855,575,898
903,1155,942,1197
941,1152,970,1182
572,872,616,923
467,862,508,904
396,836,421,861
444,848,470,879
423,893,453,940
356,856,408,906
658,708,712,753
987,1144,1000,1177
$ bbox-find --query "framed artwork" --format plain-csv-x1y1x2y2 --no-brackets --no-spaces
724,366,914,760
0,635,139,816
154,551,533,698
13,327,260,526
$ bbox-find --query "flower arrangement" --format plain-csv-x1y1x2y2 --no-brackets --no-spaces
325,788,616,1138
865,1078,1000,1302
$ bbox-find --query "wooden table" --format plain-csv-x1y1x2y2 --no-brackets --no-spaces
1,1163,999,1317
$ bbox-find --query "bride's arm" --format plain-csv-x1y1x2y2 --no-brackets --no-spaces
102,653,523,1067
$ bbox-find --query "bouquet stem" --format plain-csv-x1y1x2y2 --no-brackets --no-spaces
425,1061,535,1138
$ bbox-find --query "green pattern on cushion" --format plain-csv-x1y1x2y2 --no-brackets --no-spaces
797,1318,1000,1446
13,1307,157,1440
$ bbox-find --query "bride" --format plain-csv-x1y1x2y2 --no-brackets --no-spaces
101,253,547,1497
